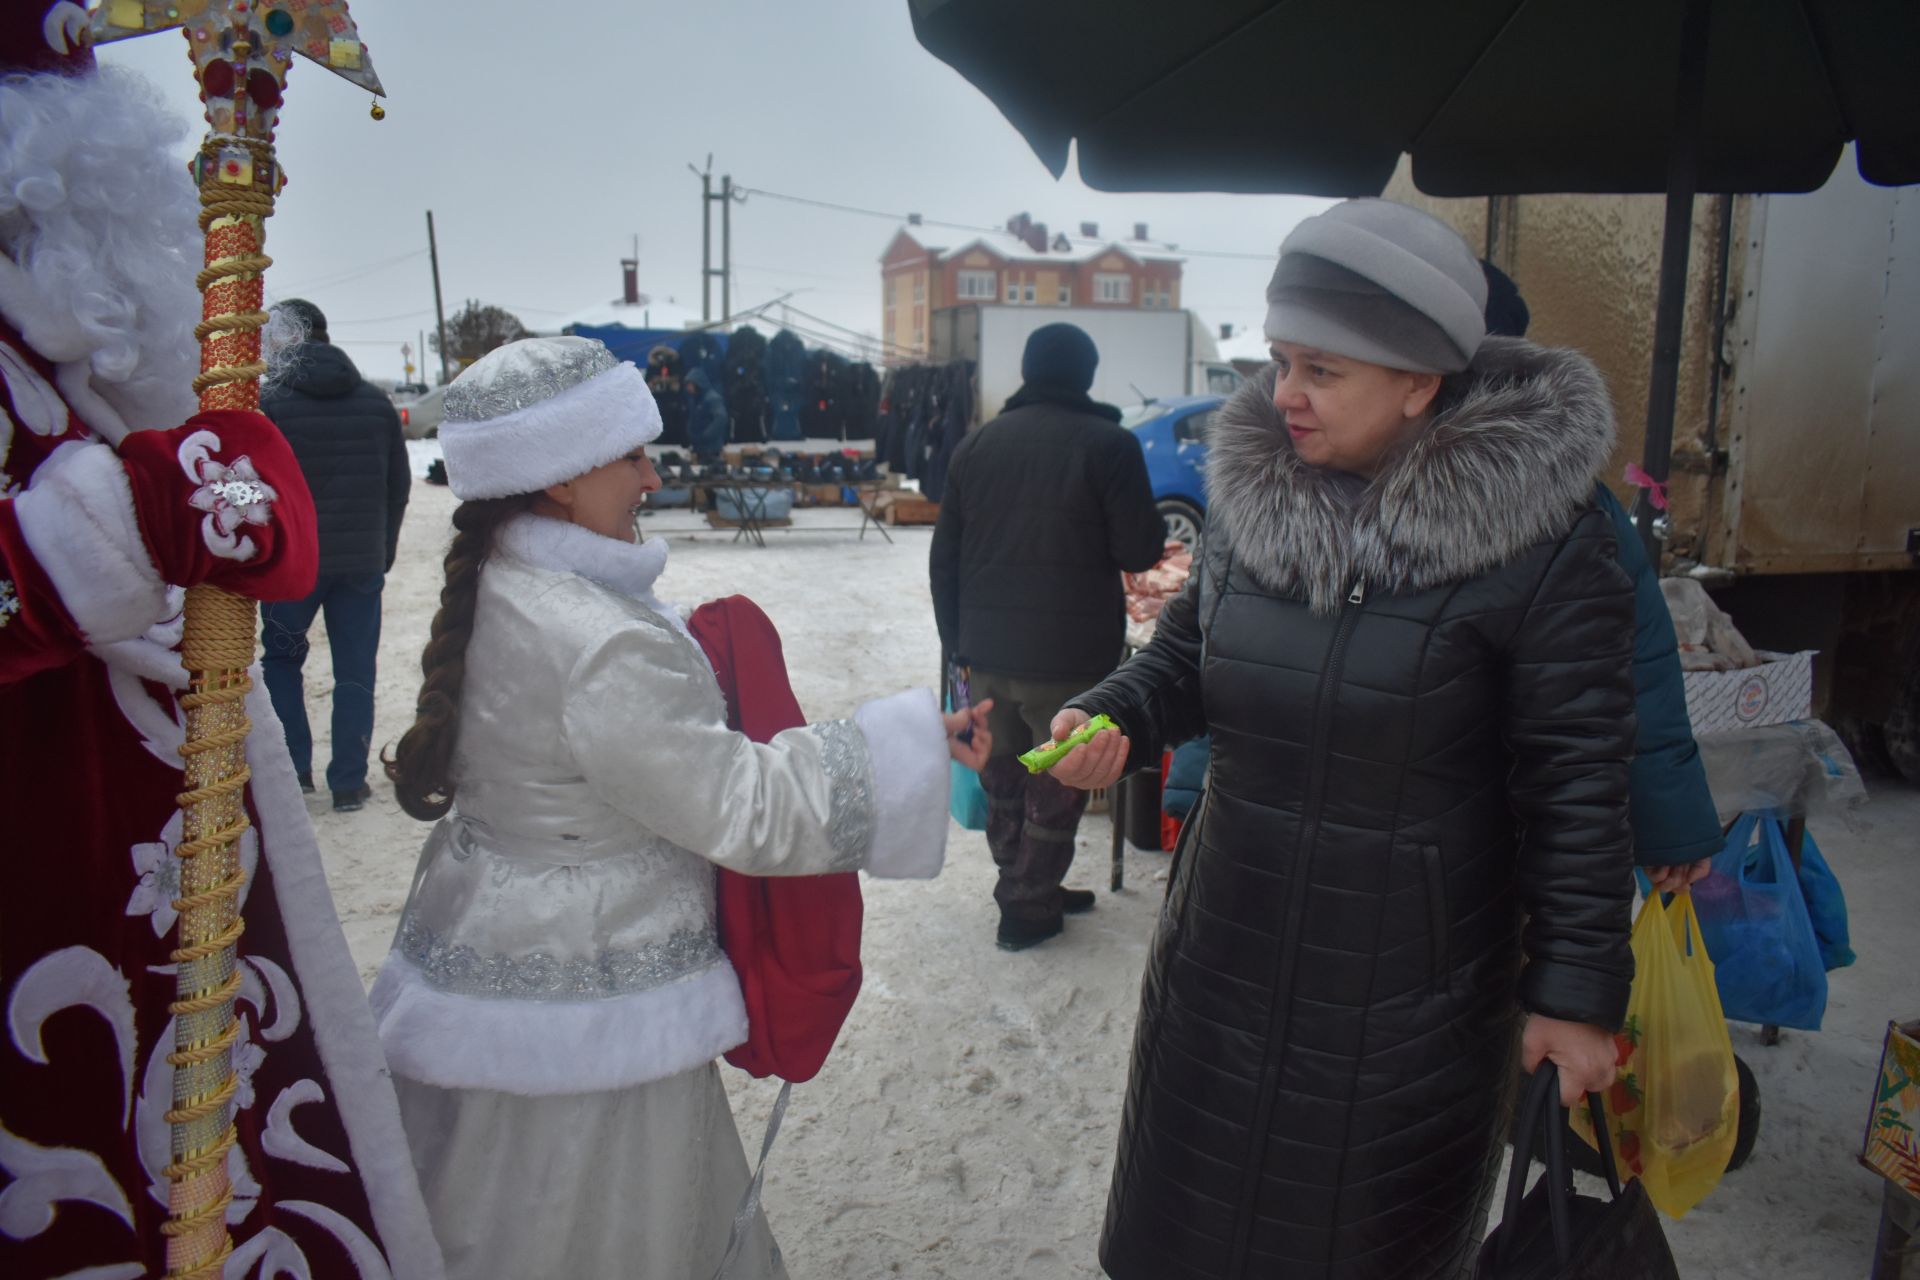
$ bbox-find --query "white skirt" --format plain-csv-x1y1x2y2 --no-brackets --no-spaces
392,1062,788,1280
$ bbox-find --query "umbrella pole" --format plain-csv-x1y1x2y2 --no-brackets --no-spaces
1633,0,1712,566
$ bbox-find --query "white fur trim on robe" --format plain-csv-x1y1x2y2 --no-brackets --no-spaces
853,687,950,880
13,439,168,643
242,682,448,1280
370,953,749,1097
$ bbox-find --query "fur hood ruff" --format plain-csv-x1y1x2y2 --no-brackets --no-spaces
1206,337,1617,614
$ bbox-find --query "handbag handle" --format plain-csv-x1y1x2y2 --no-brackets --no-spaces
1491,1063,1624,1270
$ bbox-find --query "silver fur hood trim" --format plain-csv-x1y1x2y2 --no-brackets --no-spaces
1205,337,1617,615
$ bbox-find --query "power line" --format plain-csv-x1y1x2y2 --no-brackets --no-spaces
324,307,436,326
734,182,1277,262
272,248,430,297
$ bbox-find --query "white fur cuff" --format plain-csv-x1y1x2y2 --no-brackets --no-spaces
853,687,950,880
370,952,748,1096
14,440,169,644
439,361,661,501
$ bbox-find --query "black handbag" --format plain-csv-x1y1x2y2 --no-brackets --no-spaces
1476,1065,1680,1280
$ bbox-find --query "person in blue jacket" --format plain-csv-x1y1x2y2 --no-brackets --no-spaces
1486,261,1721,890
1161,268,1722,894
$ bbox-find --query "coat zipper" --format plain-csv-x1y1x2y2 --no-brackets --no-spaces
1226,577,1367,1277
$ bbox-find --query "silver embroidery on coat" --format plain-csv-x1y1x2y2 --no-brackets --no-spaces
397,914,722,1000
806,718,875,871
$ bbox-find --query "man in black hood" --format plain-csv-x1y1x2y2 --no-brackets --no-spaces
260,299,410,811
930,322,1165,950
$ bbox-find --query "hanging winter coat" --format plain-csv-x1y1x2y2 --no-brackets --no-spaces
685,369,730,460
845,363,881,441
919,360,975,504
803,351,850,441
766,330,807,442
678,332,725,392
1073,339,1639,1280
647,345,689,448
725,326,769,445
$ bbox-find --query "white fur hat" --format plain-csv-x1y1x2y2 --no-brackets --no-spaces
438,336,662,501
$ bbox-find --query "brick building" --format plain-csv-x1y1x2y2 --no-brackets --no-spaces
879,214,1184,364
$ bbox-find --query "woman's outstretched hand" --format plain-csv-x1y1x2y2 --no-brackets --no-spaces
1521,1013,1620,1107
944,699,993,770
1045,709,1131,791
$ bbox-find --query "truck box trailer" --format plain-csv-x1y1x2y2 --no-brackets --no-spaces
1387,151,1920,777
929,304,1242,421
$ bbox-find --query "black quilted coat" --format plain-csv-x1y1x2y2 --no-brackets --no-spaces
262,342,408,577
1072,339,1639,1280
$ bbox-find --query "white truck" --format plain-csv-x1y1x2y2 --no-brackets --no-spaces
1388,150,1920,779
928,304,1242,421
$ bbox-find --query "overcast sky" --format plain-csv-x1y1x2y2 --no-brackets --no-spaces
100,0,1333,383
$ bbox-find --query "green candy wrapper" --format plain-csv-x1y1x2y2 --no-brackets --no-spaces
1018,714,1117,774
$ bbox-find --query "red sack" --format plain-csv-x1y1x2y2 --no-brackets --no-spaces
688,596,864,1083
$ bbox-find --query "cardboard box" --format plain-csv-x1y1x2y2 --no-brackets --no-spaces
1862,1019,1920,1198
1682,649,1815,735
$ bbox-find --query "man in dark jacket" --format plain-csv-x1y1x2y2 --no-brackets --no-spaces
260,299,409,811
930,323,1165,950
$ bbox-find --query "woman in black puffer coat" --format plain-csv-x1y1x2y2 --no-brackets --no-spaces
1050,200,1638,1280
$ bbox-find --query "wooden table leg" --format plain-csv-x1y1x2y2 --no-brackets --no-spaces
1872,1179,1920,1279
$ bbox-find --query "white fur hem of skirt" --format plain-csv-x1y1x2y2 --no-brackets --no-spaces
853,686,950,879
370,951,749,1096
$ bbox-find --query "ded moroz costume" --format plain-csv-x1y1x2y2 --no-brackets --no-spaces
0,9,442,1277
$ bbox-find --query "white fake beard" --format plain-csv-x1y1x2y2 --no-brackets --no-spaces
0,65,201,441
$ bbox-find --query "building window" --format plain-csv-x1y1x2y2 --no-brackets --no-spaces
1005,278,1020,304
956,269,996,300
1057,284,1071,305
1023,282,1036,304
912,276,925,303
1094,273,1132,303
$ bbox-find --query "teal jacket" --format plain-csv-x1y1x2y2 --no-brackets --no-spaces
1595,484,1723,865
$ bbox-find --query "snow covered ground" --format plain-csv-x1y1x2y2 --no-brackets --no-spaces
295,476,1911,1278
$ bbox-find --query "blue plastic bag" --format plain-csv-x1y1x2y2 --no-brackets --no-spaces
945,693,988,831
1690,813,1828,1030
1794,829,1854,971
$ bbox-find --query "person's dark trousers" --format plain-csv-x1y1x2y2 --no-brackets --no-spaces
260,572,384,794
974,671,1094,923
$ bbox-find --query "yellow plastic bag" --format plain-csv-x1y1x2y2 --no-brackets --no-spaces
1572,887,1738,1218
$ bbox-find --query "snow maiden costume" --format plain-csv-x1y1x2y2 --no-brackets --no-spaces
370,337,952,1280
0,12,441,1277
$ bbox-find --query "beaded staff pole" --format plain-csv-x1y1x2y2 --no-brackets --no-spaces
90,6,384,1276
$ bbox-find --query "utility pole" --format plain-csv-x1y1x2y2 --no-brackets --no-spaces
690,158,732,326
720,174,732,324
426,210,451,385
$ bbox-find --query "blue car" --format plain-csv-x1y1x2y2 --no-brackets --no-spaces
1123,394,1224,555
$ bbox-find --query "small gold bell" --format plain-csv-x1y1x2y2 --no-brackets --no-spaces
369,99,386,121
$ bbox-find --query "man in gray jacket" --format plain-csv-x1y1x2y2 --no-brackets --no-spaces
260,299,410,810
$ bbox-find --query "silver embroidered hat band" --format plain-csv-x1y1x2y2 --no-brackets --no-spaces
438,335,663,501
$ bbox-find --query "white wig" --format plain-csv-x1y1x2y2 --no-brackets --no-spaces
0,64,201,441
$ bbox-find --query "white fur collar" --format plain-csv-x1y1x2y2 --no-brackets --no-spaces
495,513,685,633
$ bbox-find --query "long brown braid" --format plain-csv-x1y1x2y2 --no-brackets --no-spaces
383,495,532,820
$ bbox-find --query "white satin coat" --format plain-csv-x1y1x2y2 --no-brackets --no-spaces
370,513,949,1097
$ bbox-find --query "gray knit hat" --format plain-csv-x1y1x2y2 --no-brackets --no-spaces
1264,199,1488,373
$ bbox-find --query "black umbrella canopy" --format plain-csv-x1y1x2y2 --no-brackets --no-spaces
909,0,1920,198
